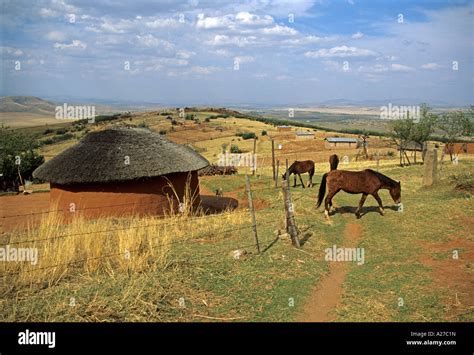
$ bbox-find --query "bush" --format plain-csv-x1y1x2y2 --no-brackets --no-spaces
41,133,74,145
138,121,149,128
205,118,211,122
171,120,178,126
450,172,474,194
230,144,242,153
55,128,67,135
261,130,267,136
43,128,54,135
94,114,122,123
241,132,256,140
185,114,195,121
0,127,45,191
159,129,167,135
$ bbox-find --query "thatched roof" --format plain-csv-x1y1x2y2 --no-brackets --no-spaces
33,126,209,184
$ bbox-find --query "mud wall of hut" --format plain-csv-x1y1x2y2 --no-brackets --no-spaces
49,171,200,219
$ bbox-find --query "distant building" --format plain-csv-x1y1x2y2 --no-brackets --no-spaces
397,141,423,152
277,125,292,132
324,137,359,149
296,131,314,139
443,142,474,155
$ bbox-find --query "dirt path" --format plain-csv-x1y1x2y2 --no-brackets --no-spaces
298,223,363,322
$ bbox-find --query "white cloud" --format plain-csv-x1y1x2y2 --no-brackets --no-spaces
391,63,415,72
206,34,257,47
261,24,297,36
234,12,274,26
39,8,58,18
196,12,273,30
0,46,24,56
87,18,135,33
176,50,195,59
211,49,233,57
234,55,255,63
196,14,233,29
146,18,180,29
282,35,335,46
135,35,174,50
351,31,364,39
357,64,389,73
53,40,87,50
45,31,66,41
51,0,79,13
189,66,220,75
305,45,377,58
421,62,442,70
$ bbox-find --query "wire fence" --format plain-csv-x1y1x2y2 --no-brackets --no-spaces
0,165,326,283
0,180,289,279
0,223,260,278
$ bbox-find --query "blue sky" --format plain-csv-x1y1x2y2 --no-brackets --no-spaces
1,0,473,106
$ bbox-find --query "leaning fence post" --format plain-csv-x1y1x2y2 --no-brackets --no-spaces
271,139,276,181
275,160,280,188
252,137,257,176
245,174,260,254
282,168,300,248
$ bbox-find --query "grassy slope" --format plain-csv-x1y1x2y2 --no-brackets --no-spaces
1,111,472,322
2,158,472,322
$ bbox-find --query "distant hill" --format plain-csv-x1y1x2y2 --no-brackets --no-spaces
0,96,57,115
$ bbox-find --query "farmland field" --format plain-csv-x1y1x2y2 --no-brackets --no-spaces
1,110,472,322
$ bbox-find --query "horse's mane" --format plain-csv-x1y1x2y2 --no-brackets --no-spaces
367,169,398,187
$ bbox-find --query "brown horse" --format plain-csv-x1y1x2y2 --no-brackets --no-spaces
282,160,315,188
316,169,401,219
329,154,339,170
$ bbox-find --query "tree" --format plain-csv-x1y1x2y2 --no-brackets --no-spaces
437,109,473,161
391,117,415,166
0,127,45,191
411,104,438,162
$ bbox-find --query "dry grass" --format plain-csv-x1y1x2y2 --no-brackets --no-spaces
1,188,250,289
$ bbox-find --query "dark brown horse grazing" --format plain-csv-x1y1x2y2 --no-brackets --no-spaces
329,154,339,170
316,169,401,219
282,160,315,188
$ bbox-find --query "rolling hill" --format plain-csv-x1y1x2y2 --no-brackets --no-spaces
0,96,57,115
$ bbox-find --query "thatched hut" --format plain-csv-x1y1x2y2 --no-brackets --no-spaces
33,126,209,218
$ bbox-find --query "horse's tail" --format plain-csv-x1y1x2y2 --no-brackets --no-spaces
316,173,328,208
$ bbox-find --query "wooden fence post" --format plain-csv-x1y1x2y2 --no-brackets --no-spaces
252,138,257,176
271,139,276,181
282,163,300,248
423,149,438,186
245,174,260,254
275,160,279,188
